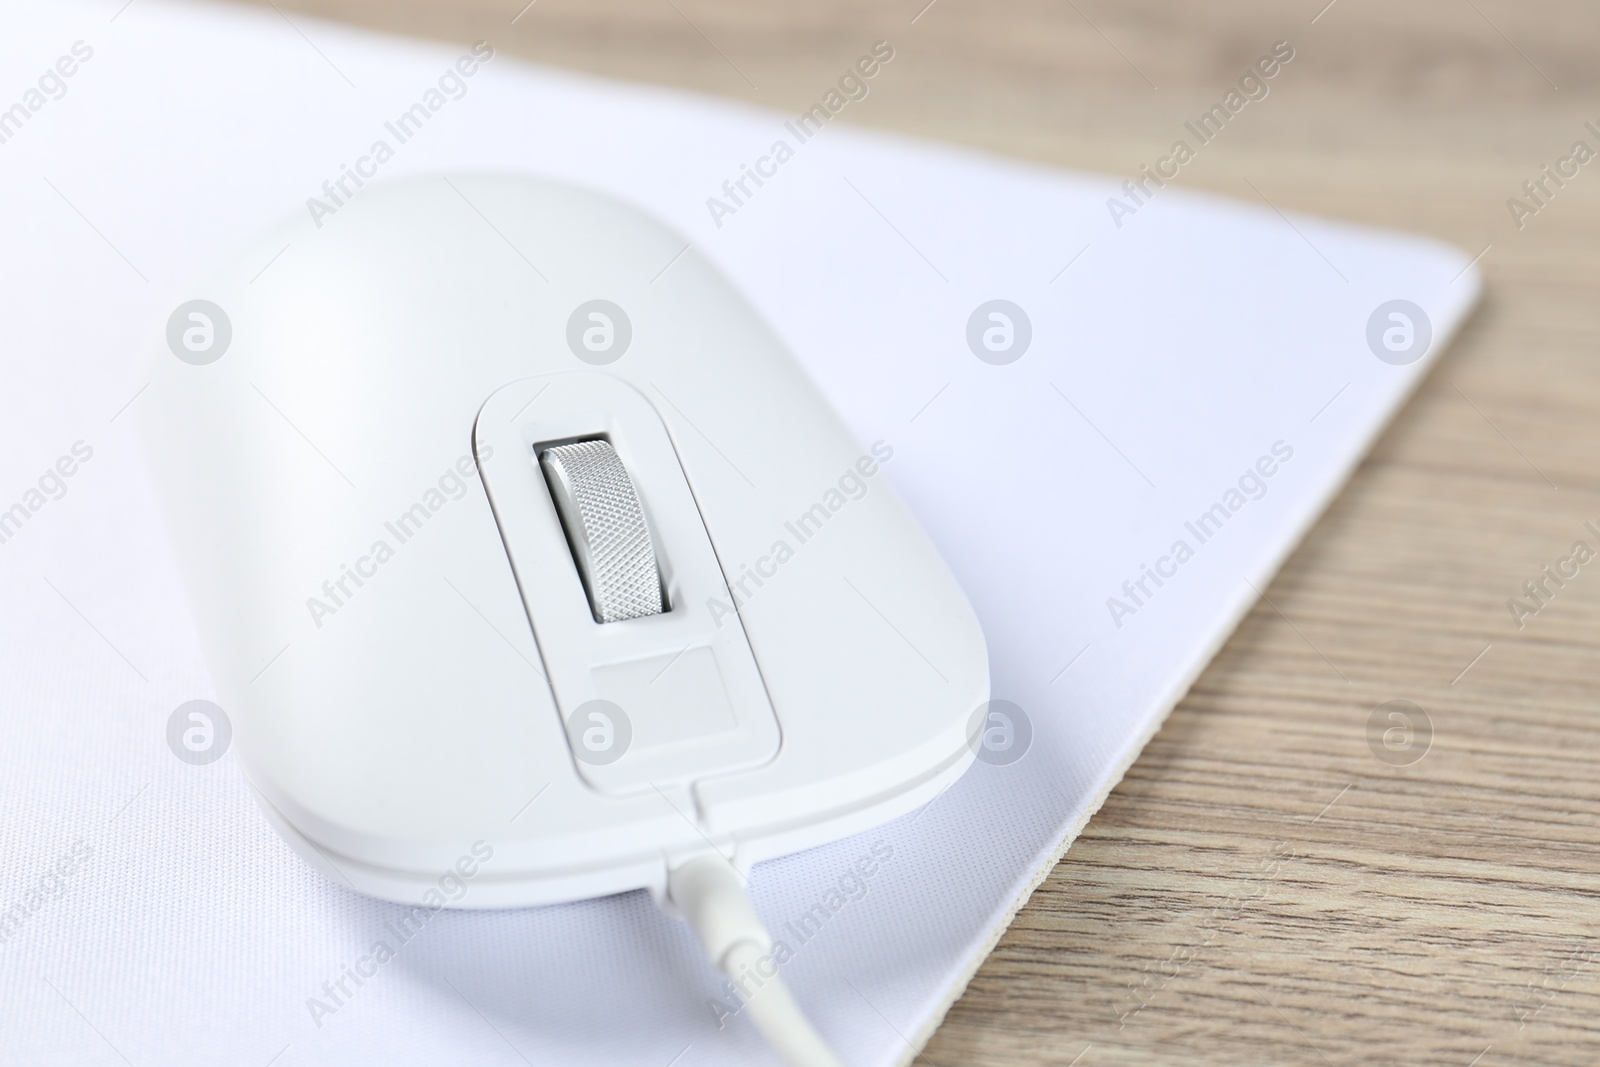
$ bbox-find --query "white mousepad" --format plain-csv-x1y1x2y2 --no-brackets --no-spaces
0,3,1478,1064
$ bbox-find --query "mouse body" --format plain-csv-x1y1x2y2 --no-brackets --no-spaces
139,175,988,907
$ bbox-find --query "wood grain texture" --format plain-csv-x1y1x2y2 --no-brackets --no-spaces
255,1,1600,1062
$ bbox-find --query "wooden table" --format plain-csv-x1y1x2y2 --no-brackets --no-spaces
271,1,1600,1062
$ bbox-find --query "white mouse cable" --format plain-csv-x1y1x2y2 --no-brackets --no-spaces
667,852,848,1067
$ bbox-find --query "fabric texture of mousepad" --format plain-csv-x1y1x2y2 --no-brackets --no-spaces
0,2,1479,1064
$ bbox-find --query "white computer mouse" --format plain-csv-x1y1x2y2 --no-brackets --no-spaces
138,174,989,910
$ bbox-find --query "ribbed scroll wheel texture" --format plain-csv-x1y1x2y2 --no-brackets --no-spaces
542,440,664,622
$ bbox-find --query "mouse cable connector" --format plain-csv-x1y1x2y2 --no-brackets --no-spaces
666,852,848,1067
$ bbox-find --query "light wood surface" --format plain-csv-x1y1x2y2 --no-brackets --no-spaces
262,1,1600,1062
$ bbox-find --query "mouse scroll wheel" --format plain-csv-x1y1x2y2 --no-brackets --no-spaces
539,440,666,623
